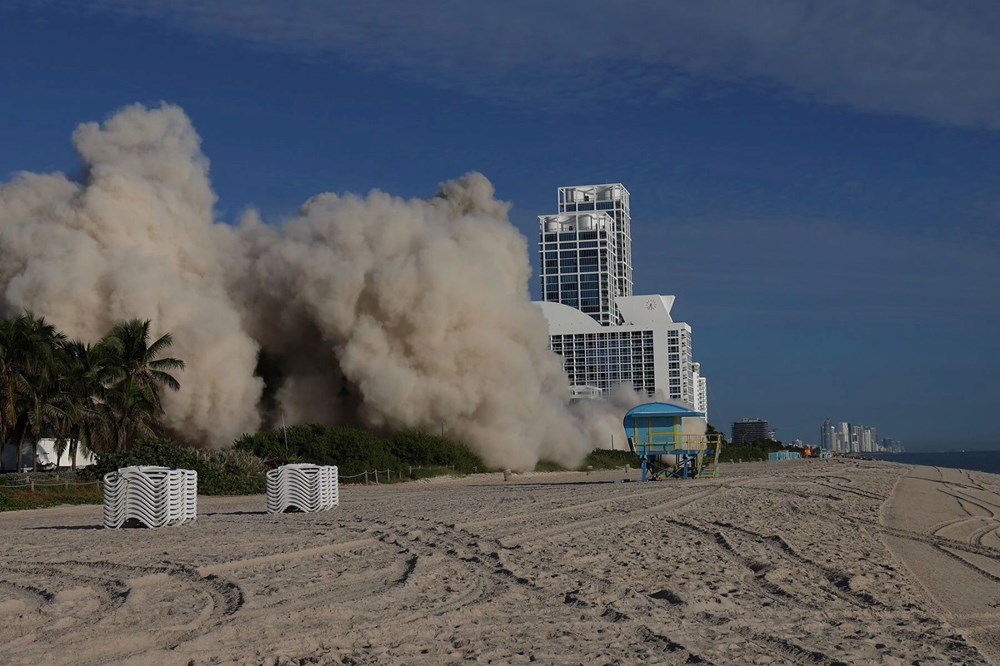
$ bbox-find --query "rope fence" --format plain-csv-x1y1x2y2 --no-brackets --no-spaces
339,464,465,485
0,478,103,490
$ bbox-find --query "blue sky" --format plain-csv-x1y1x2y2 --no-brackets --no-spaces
1,1,999,449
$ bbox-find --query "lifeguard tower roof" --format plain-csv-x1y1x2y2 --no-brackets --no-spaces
623,402,704,425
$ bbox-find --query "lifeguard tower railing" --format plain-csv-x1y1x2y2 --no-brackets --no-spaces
628,431,724,480
622,402,723,480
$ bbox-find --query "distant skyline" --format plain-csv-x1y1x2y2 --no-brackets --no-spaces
1,2,998,448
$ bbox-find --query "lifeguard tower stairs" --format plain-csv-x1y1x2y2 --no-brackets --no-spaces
623,402,723,481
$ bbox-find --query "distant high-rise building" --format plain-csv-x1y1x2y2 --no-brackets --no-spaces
822,419,895,454
850,423,864,453
837,422,850,452
821,418,834,451
882,438,903,453
732,418,771,446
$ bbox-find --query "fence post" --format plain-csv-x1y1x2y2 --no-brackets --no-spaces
30,480,35,491
374,469,379,484
364,470,369,485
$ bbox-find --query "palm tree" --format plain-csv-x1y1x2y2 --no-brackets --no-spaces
0,315,184,470
101,320,183,401
53,340,104,469
12,313,66,471
0,317,22,472
97,381,163,452
98,319,184,451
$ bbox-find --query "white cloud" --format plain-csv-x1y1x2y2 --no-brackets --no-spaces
28,0,1000,128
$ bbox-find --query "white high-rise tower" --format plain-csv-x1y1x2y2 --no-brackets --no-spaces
538,183,632,325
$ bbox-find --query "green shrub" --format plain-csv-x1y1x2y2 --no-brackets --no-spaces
388,431,482,473
530,450,642,473
87,438,266,495
533,460,570,473
584,449,643,470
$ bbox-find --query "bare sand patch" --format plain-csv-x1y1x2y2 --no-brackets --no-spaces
883,464,1000,661
0,460,989,664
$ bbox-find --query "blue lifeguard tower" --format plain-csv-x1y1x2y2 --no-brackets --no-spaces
623,402,723,481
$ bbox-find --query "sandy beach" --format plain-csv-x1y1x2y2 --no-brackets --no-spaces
1,459,998,665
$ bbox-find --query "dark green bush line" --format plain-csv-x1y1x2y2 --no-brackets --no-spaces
84,439,266,495
584,449,643,470
234,425,486,480
717,438,785,463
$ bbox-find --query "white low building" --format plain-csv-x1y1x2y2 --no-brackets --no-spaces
536,294,698,406
1,438,96,471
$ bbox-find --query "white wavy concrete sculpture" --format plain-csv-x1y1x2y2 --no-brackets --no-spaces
266,464,339,514
103,466,198,529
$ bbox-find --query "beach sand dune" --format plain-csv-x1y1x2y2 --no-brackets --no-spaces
0,460,993,664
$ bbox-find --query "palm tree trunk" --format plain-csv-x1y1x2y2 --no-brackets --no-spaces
12,413,28,472
55,434,63,469
75,423,91,470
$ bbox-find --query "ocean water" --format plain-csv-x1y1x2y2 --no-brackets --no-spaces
871,451,1000,475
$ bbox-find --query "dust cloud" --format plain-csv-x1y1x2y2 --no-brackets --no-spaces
0,103,637,469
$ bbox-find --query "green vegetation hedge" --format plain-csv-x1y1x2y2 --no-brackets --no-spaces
717,438,785,463
18,426,649,508
234,424,485,480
